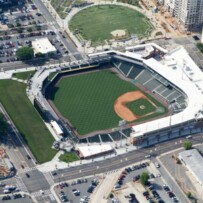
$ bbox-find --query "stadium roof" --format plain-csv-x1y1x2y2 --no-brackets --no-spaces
179,149,203,186
32,38,56,54
77,144,113,158
130,45,203,137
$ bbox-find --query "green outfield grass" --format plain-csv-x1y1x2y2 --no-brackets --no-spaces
69,5,153,45
126,98,156,116
0,80,56,163
50,70,166,135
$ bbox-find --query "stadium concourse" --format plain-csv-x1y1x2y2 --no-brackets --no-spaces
21,43,203,162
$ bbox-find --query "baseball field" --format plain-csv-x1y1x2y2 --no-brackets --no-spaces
69,5,153,45
50,70,167,135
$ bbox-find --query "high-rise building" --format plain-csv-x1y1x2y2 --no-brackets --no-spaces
163,0,203,31
163,0,176,16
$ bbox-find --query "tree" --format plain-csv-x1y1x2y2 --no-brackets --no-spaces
17,28,23,33
27,27,32,33
187,191,191,198
35,52,45,58
183,140,192,150
140,172,149,185
196,43,203,53
0,114,7,134
16,47,34,61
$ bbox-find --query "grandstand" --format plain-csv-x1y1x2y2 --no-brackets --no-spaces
79,129,131,145
34,43,200,150
112,57,187,114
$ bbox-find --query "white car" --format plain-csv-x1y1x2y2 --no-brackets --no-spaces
72,189,80,196
155,162,160,168
145,155,151,158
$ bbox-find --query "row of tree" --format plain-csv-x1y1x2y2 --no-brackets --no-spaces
0,113,7,134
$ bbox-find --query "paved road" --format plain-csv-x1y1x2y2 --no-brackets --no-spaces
0,57,69,71
0,196,33,203
0,104,36,168
32,0,83,61
53,134,203,182
155,157,190,203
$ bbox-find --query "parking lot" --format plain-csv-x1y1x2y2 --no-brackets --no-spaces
0,194,32,203
0,30,70,63
0,0,70,64
54,176,100,203
108,161,180,203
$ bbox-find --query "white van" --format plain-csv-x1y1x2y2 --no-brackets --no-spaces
186,135,192,139
4,185,10,189
3,189,10,194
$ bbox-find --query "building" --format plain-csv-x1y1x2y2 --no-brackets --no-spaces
179,149,203,186
32,38,56,56
90,43,203,145
163,0,203,31
77,144,114,158
163,0,176,16
50,121,63,136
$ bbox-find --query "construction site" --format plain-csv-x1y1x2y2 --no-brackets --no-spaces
140,0,190,37
0,147,14,179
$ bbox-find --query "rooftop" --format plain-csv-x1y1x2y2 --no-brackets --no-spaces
77,144,113,158
32,38,56,54
179,149,203,184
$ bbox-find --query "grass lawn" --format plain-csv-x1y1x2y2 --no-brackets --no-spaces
69,5,153,45
117,0,141,7
50,70,136,135
13,71,36,80
59,152,80,163
48,72,57,81
126,98,156,116
0,80,56,163
50,70,167,135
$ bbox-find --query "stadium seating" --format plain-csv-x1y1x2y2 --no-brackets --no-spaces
100,134,113,142
87,135,101,143
122,128,132,137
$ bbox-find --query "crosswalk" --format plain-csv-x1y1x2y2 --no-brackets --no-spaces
32,189,52,197
105,169,119,175
15,175,28,193
17,167,37,174
44,172,55,186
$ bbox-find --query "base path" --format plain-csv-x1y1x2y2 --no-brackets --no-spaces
114,91,148,122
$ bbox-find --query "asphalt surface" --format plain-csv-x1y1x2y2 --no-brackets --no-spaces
32,0,83,61
19,169,49,193
0,196,33,203
55,177,97,203
53,134,203,183
0,103,35,168
0,2,203,203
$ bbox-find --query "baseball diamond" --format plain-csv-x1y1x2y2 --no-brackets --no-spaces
47,68,167,136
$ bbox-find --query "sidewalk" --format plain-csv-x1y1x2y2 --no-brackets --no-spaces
37,143,138,173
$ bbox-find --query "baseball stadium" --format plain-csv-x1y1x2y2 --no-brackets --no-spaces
45,63,168,136
31,43,203,149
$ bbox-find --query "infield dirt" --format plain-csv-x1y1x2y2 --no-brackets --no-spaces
114,90,157,122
